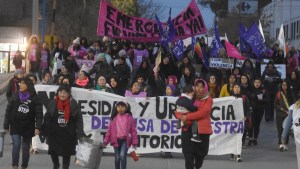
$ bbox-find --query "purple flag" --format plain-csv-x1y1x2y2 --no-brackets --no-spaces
239,23,251,54
244,23,267,60
155,9,176,49
210,25,222,57
172,39,184,60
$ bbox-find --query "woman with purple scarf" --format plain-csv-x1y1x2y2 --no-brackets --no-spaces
3,77,43,169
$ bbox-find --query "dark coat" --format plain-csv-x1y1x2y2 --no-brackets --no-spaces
4,93,43,138
115,63,130,88
6,77,20,100
89,61,113,82
43,99,84,156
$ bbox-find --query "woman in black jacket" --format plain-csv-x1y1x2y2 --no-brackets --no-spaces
43,85,85,169
3,77,43,169
248,78,269,146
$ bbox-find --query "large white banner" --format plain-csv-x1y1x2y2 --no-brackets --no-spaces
35,85,244,155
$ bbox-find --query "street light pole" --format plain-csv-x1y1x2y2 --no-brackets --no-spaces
32,0,39,36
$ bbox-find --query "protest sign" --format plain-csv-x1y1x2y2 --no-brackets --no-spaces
35,85,244,155
209,58,234,69
261,64,286,79
97,0,206,42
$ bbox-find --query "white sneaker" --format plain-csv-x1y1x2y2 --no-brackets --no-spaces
279,144,285,151
236,155,242,162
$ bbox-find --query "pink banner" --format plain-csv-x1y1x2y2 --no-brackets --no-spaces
225,41,246,60
97,0,207,42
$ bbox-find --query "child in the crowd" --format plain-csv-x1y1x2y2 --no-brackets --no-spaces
165,84,176,96
175,85,200,142
102,101,138,169
230,83,251,162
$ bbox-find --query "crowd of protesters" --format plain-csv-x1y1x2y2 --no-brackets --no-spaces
5,34,300,168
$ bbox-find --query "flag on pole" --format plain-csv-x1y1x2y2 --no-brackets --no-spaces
277,24,286,57
195,43,209,69
210,24,222,57
154,9,176,50
239,22,251,54
153,47,162,78
258,20,265,42
225,41,246,60
244,23,267,60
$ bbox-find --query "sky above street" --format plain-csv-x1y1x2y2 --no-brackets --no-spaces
153,0,214,29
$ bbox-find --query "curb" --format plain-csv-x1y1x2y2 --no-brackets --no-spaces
0,74,14,95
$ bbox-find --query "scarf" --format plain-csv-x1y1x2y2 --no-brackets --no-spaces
56,97,71,123
76,77,89,87
19,91,31,102
208,83,217,98
96,84,106,91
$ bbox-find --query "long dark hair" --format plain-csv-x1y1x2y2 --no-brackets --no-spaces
110,102,132,120
280,80,294,105
227,74,236,94
20,77,37,96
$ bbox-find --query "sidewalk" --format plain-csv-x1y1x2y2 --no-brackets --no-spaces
0,73,13,95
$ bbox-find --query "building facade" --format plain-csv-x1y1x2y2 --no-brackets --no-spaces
262,0,300,48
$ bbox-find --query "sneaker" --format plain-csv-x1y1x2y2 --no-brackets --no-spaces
248,139,253,146
236,155,242,162
253,139,258,146
191,136,202,143
279,144,285,151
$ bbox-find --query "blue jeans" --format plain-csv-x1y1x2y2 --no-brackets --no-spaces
114,139,128,169
11,134,31,168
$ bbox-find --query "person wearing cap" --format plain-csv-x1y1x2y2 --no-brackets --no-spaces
6,69,24,100
89,53,113,84
3,77,43,169
102,101,138,169
281,93,300,169
114,54,131,91
68,37,87,59
42,84,85,169
114,49,133,71
175,79,213,169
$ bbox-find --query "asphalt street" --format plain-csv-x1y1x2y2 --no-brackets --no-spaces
0,92,298,169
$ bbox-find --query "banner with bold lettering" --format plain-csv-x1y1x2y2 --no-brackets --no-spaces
35,86,243,155
97,0,207,42
209,58,234,69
